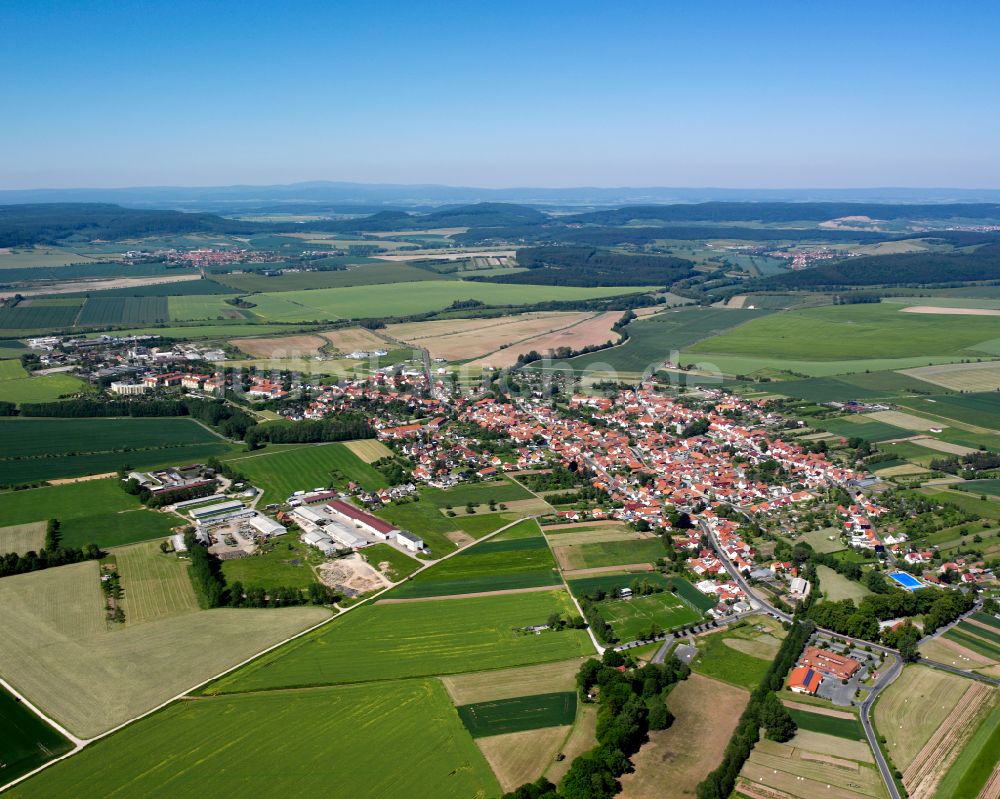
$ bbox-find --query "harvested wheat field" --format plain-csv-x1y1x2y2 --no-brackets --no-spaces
874,665,972,769
902,305,1000,316
468,312,621,368
0,521,46,555
389,312,592,362
477,727,570,792
342,439,393,462
901,682,995,799
440,658,586,705
739,737,887,799
619,674,749,799
319,327,387,353
864,410,945,431
230,334,328,359
545,703,598,784
920,635,997,670
902,361,1000,392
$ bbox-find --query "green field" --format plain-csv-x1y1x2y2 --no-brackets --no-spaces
422,478,533,508
75,296,169,327
970,612,1000,631
221,441,388,505
457,691,577,738
817,565,872,602
362,543,422,581
0,304,80,331
0,686,72,785
0,417,221,458
566,573,714,612
786,707,864,740
216,261,448,292
248,280,653,322
388,523,560,598
943,627,1000,659
207,589,594,693
0,370,88,405
454,512,522,538
375,498,465,557
814,417,910,442
219,533,324,591
550,307,769,375
689,304,1000,362
166,294,245,321
0,480,179,549
600,592,701,641
917,488,1000,520
955,620,1000,646
690,621,784,690
954,479,1000,497
753,370,936,402
896,392,1000,430
7,680,499,799
556,537,668,570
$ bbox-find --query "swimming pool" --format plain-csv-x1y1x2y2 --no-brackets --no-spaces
888,571,922,591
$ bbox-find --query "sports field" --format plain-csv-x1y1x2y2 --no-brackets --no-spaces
0,479,180,549
457,691,576,738
248,280,653,322
0,561,330,736
207,590,594,693
600,592,701,641
117,541,199,624
0,686,72,786
388,524,561,598
6,679,499,799
221,441,388,504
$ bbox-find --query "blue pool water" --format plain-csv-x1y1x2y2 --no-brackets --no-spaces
888,571,922,591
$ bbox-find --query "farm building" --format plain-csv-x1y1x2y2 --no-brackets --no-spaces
189,500,247,521
301,530,339,557
394,529,424,553
798,646,861,680
247,514,286,539
325,499,399,539
787,665,822,695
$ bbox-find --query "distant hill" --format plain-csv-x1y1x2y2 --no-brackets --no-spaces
565,201,1000,225
315,203,548,233
0,203,271,247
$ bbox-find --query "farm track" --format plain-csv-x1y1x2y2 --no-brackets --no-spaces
902,682,994,799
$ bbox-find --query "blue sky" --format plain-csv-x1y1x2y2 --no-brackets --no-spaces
2,0,999,188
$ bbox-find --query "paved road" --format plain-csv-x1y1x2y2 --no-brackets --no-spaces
859,654,903,799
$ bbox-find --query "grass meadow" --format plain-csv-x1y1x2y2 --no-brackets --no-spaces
206,590,594,693
786,707,864,740
117,541,200,624
0,368,88,405
220,534,324,591
0,479,179,549
690,619,786,690
7,680,499,799
553,537,668,571
221,441,388,504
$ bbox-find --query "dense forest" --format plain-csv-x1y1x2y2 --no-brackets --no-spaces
761,243,1000,288
469,246,694,287
0,203,271,247
310,202,548,233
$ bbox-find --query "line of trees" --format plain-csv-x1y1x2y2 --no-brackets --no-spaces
807,587,974,642
503,650,690,799
0,519,103,578
695,620,812,799
243,414,375,447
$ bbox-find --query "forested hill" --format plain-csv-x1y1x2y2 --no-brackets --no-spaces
0,203,272,247
759,243,1000,288
564,201,1000,225
313,202,548,233
467,246,695,287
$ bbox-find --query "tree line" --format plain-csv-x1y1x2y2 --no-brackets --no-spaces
0,519,103,578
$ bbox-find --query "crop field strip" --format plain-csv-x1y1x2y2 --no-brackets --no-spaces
0,479,180,549
552,536,669,571
0,686,72,786
786,707,864,740
117,541,199,625
4,679,500,799
457,691,577,738
204,589,594,694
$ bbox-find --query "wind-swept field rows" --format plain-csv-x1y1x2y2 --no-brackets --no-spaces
117,541,200,625
5,680,499,799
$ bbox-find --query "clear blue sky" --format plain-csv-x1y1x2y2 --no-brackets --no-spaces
2,0,999,189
